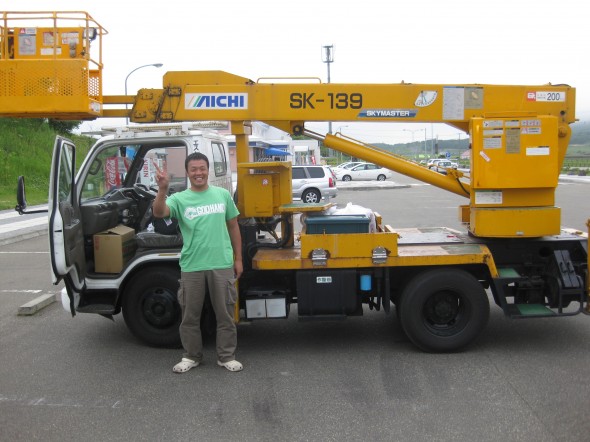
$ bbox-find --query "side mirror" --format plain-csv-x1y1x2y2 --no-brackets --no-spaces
15,176,47,215
15,176,28,214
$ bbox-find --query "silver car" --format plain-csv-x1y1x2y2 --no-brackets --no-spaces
292,165,338,203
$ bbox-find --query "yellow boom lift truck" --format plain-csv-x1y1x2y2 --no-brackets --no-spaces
2,11,588,352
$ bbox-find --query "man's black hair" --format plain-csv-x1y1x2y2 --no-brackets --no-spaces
185,152,209,171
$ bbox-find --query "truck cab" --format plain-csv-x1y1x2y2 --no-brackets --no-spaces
38,123,232,346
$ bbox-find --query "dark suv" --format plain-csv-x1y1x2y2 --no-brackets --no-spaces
292,165,338,203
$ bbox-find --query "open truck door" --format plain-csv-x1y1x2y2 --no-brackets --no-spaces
48,136,86,315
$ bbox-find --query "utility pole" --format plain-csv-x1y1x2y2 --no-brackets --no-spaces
322,45,334,158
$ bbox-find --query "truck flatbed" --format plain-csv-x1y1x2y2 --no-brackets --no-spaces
253,227,492,270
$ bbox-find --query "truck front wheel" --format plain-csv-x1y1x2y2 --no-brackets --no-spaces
122,268,182,348
398,268,489,352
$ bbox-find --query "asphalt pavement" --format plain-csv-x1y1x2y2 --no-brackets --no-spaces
2,180,590,441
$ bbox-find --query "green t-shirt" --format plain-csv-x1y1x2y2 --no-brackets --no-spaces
166,186,239,272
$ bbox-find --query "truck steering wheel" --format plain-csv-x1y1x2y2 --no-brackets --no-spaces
133,183,157,199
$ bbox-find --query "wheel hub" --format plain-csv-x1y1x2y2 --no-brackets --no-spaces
142,289,176,327
425,292,460,325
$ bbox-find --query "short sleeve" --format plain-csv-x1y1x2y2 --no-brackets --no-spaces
225,190,239,220
166,193,180,219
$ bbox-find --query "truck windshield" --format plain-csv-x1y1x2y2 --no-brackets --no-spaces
81,145,132,201
80,143,189,202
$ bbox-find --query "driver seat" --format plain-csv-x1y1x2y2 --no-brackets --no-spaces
135,203,183,249
135,230,183,249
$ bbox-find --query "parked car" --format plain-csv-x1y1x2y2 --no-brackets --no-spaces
334,162,393,181
426,158,443,169
292,165,338,203
432,160,459,174
326,165,337,180
333,161,362,171
427,158,459,168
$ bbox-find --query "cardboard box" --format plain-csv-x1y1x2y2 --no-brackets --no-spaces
93,225,136,273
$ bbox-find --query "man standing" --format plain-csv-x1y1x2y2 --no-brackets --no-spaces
153,152,243,373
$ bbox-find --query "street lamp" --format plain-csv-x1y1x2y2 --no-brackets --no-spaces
124,63,163,124
322,45,334,157
322,45,334,135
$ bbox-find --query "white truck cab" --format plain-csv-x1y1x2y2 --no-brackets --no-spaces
24,123,232,347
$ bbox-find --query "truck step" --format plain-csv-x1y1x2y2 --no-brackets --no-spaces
77,304,116,315
507,304,556,318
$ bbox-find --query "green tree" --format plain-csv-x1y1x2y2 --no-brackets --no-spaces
47,119,81,135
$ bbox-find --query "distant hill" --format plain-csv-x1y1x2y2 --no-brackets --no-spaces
371,120,590,159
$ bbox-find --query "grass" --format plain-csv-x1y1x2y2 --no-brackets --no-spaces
0,118,94,210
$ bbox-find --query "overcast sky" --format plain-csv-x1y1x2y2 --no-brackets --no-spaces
12,0,590,144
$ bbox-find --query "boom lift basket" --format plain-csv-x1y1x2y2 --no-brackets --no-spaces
0,11,106,120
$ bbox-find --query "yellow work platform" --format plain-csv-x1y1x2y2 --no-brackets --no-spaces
0,11,106,119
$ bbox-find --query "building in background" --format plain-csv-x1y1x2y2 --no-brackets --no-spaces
225,122,321,171
291,139,320,165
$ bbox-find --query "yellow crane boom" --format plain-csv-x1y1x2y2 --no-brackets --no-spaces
0,12,578,238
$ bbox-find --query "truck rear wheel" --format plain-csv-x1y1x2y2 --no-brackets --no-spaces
399,268,489,352
122,268,182,348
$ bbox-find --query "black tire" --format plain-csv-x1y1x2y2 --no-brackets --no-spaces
342,175,352,182
122,268,182,347
377,174,386,181
301,188,321,203
398,268,489,352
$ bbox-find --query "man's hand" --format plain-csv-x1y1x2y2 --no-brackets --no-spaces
152,161,171,219
154,161,169,191
233,259,243,280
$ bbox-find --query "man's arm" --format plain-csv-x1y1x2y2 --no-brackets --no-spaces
153,169,171,219
227,217,243,279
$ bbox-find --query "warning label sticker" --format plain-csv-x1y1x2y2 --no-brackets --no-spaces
475,190,502,205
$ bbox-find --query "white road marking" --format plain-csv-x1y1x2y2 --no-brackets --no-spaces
0,217,47,234
0,289,42,293
0,251,48,254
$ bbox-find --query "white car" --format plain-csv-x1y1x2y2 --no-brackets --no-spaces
335,162,393,181
332,161,363,171
432,160,459,174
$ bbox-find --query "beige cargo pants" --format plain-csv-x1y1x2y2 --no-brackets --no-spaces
178,268,238,363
